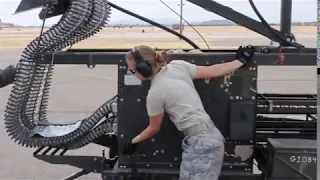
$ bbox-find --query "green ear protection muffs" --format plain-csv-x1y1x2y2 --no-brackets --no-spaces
130,47,153,78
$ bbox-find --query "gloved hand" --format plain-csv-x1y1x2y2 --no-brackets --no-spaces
235,45,255,65
0,64,16,88
123,139,137,155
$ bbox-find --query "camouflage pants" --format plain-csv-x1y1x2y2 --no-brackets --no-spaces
179,128,225,180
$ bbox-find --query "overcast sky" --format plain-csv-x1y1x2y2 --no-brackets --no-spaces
0,0,316,26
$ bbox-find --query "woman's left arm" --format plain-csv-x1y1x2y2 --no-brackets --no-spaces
131,90,165,144
131,113,164,144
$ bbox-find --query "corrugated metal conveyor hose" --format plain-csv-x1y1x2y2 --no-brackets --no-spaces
4,0,118,149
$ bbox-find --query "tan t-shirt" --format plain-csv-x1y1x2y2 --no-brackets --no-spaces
146,60,213,131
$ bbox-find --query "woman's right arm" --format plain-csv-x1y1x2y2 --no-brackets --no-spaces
181,46,255,79
194,59,244,79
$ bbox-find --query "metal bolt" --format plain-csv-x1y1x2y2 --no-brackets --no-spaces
146,164,150,167
230,166,233,168
137,98,141,102
120,134,124,138
169,164,173,167
161,149,165,153
252,96,255,100
120,98,124,102
220,84,224,88
236,96,239,100
151,138,156,142
225,88,228,92
93,157,97,161
230,96,233,100
174,158,178,161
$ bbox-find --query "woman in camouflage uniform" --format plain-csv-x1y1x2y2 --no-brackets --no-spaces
122,45,255,180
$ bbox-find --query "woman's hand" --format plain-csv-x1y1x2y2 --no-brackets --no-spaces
235,45,256,65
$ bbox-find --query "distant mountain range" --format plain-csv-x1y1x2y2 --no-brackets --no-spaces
191,20,235,26
1,18,235,27
1,18,316,28
108,19,235,26
107,19,316,26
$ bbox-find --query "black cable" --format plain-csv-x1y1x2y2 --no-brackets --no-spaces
107,1,200,49
248,0,304,48
35,5,49,62
159,0,210,50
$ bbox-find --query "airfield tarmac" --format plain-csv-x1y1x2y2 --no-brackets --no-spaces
0,30,317,179
0,26,316,49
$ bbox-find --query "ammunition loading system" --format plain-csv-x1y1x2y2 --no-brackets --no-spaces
6,0,317,179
